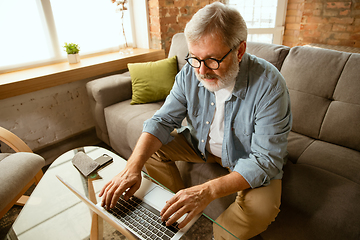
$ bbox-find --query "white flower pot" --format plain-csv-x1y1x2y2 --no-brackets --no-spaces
67,53,80,64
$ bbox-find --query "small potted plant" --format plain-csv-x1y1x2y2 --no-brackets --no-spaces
63,42,80,64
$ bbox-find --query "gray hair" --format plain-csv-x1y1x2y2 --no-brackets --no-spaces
184,2,247,49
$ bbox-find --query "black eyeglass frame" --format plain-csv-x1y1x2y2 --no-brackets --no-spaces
185,48,233,70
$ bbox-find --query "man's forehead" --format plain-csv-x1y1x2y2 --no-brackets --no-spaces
188,37,228,57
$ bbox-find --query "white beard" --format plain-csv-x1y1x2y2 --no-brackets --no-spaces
195,55,240,92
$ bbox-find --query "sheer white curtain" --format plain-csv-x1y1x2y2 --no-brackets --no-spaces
0,0,133,73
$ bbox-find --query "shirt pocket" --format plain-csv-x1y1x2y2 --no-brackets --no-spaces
232,122,253,153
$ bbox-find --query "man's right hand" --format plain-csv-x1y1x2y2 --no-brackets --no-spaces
99,132,163,209
99,166,142,209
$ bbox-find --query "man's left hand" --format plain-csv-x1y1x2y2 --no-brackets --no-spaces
160,184,213,228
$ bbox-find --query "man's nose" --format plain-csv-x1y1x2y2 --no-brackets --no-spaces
198,62,211,75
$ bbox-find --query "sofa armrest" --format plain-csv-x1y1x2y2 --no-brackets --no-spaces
86,72,132,145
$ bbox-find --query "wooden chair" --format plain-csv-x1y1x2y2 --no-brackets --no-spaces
0,126,45,219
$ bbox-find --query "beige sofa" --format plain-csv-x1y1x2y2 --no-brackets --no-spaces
86,33,360,240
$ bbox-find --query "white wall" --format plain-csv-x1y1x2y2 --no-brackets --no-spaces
0,79,95,152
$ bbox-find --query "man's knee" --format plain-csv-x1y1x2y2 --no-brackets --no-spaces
214,201,280,240
214,181,281,239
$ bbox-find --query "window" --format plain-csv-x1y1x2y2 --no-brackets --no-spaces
0,0,144,73
227,0,287,44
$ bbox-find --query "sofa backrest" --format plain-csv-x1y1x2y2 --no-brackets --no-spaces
281,46,360,152
246,42,290,71
168,33,188,71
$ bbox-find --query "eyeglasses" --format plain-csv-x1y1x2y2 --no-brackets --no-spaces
185,48,233,70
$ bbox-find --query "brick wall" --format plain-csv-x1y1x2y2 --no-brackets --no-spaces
284,0,360,48
148,0,224,55
149,0,359,51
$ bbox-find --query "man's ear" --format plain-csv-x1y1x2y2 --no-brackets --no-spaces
237,41,247,62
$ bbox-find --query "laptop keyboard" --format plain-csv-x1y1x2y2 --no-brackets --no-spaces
107,195,180,240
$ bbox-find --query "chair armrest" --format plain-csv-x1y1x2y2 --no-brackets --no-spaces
86,71,132,145
0,127,32,153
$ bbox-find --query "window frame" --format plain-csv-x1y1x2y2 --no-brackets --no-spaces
227,0,288,45
0,0,149,74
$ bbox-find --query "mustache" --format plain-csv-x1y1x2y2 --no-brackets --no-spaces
197,73,219,80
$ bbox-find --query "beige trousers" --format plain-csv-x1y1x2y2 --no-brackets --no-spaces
145,132,282,240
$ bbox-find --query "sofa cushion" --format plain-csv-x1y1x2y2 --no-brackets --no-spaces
287,131,314,164
128,56,178,105
263,161,360,240
246,42,290,71
320,53,360,152
105,99,163,159
296,140,360,185
280,46,351,139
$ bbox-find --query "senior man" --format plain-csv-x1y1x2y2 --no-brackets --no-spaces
100,2,292,239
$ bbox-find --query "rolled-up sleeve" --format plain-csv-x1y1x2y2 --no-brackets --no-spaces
143,69,189,145
232,82,292,188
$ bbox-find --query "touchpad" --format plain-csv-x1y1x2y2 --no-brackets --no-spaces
144,186,174,211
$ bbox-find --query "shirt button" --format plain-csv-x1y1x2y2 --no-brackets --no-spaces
201,139,205,143
211,102,215,106
206,121,210,124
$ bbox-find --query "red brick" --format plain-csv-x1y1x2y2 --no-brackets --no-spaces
287,9,303,17
329,17,354,24
174,0,186,8
326,39,341,45
339,39,356,46
340,10,350,16
303,9,313,16
326,2,351,9
333,32,351,40
304,3,323,10
150,23,161,33
354,25,360,33
324,10,339,17
162,16,177,25
286,23,301,30
179,7,189,15
149,7,159,17
313,10,322,16
284,29,300,37
283,35,298,43
286,16,296,23
332,24,347,32
320,24,333,32
351,33,360,41
287,3,300,10
303,23,319,30
177,15,192,24
307,16,328,24
168,7,179,16
287,0,305,3
303,30,322,38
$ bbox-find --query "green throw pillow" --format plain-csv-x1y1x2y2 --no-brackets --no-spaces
128,55,178,105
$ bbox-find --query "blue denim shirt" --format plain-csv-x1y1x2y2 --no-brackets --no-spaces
143,52,292,188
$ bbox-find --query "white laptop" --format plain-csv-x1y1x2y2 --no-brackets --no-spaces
57,174,200,240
